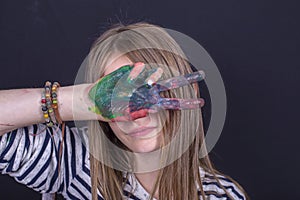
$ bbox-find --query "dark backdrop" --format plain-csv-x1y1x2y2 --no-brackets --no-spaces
1,0,299,199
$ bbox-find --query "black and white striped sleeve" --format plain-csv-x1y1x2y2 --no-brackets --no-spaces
202,173,246,200
0,124,85,196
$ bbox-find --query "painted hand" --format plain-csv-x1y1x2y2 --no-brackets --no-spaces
88,63,205,121
129,70,205,117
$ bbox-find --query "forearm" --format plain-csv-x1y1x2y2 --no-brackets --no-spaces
0,83,99,136
0,87,43,135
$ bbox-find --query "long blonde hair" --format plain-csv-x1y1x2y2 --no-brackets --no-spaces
85,22,247,200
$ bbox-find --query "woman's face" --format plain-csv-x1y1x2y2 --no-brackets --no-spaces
103,56,164,153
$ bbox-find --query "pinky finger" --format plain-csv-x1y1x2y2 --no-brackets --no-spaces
158,98,205,110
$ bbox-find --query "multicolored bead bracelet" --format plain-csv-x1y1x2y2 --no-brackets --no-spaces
41,81,63,127
51,82,63,125
41,81,53,127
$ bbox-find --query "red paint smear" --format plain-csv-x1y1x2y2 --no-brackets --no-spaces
130,109,148,120
112,109,149,121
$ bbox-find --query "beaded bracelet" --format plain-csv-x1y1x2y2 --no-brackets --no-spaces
41,81,54,127
51,82,63,124
46,81,58,125
41,81,63,127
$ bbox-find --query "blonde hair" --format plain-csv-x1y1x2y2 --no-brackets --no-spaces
85,22,248,200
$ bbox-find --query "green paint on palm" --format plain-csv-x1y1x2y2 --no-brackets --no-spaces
88,65,133,119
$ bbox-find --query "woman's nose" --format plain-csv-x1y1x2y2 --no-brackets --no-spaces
133,113,152,126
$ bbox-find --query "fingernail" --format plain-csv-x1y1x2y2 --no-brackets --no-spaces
199,70,205,79
200,98,205,107
134,62,144,67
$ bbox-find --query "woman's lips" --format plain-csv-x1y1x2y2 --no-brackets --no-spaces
126,126,157,137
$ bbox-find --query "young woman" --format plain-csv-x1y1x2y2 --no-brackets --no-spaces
0,22,248,199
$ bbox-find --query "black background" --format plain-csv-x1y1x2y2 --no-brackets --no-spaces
0,0,299,199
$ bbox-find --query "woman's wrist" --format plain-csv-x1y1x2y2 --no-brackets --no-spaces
57,83,104,122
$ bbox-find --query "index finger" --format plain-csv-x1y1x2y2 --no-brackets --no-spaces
155,70,205,92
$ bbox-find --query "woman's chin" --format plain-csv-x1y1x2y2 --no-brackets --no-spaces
131,146,159,153
126,133,162,153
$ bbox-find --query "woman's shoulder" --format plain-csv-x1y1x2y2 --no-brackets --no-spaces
200,168,247,200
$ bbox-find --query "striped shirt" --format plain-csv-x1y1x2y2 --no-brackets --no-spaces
0,124,245,200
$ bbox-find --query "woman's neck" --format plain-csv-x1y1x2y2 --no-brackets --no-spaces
132,151,162,198
135,170,160,199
